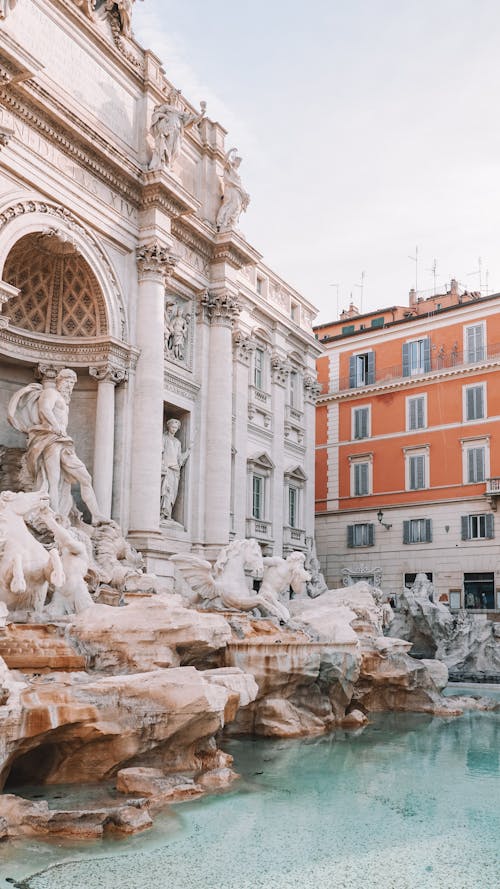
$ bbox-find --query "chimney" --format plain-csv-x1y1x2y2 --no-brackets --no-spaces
450,278,459,297
409,288,417,307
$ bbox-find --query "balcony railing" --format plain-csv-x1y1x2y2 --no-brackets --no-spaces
283,526,306,549
319,343,500,395
246,518,273,540
486,478,500,495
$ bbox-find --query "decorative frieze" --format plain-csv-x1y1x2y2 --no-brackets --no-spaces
0,126,13,150
199,290,241,327
165,297,192,366
136,243,178,283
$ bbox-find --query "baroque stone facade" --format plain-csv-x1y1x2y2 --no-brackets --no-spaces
0,0,321,571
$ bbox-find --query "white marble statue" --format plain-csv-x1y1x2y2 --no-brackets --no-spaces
73,0,94,17
165,304,190,362
0,490,65,612
160,418,190,522
260,553,311,613
40,507,94,615
149,91,206,171
90,518,144,588
172,538,289,621
216,148,250,231
105,0,142,37
8,368,104,525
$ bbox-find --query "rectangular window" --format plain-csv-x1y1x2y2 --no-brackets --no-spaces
464,572,494,610
403,518,432,544
353,462,369,496
467,447,485,483
465,323,485,363
347,523,374,547
404,572,433,588
371,316,384,328
349,352,375,387
402,338,431,376
256,276,264,295
408,454,426,490
461,514,494,540
465,384,485,421
407,395,426,431
252,474,264,519
289,371,299,408
290,302,299,322
254,348,264,390
353,406,370,440
288,486,298,528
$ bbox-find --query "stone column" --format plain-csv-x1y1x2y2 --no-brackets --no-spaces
200,290,240,548
270,355,290,556
232,330,256,537
303,374,322,540
89,364,127,520
129,243,177,534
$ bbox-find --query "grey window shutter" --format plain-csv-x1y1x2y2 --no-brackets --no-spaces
347,525,354,548
486,514,495,539
477,386,484,418
466,326,475,360
367,352,375,384
403,520,410,544
423,338,431,372
466,387,475,420
417,398,424,428
468,449,475,482
361,409,368,438
416,455,425,488
349,356,356,388
367,523,374,546
477,449,485,481
409,400,416,430
461,516,469,540
425,519,432,542
402,343,410,377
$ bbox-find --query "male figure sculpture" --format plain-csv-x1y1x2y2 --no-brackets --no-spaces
8,368,104,524
160,418,190,521
149,90,206,171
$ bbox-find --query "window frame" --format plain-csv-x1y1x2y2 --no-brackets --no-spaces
404,446,429,491
350,454,372,497
461,513,494,540
347,522,375,548
464,321,486,364
462,437,489,485
403,337,431,377
403,518,432,544
352,404,371,441
252,474,265,520
463,382,486,422
253,347,265,391
406,393,427,432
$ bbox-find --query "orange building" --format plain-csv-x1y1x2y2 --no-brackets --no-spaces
314,282,500,611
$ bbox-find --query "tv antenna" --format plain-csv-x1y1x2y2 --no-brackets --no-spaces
427,258,438,295
354,271,365,313
467,256,484,294
408,246,419,294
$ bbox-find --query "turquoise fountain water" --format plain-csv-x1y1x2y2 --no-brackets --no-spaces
1,687,499,889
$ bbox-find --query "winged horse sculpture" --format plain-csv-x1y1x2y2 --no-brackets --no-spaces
171,538,290,622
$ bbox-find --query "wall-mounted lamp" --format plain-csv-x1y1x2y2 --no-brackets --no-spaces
377,508,392,530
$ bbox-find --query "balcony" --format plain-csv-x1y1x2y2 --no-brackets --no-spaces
246,518,273,541
486,478,500,509
283,525,306,550
320,343,500,395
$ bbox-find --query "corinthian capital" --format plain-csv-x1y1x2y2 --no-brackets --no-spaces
199,290,241,327
136,242,178,283
89,363,128,384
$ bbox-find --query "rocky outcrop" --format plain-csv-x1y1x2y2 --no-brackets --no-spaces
389,578,500,681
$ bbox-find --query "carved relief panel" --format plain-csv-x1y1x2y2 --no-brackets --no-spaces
164,295,193,370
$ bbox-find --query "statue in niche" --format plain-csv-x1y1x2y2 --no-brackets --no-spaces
8,368,105,525
160,418,191,522
149,90,206,171
216,148,250,231
105,0,142,37
165,303,191,362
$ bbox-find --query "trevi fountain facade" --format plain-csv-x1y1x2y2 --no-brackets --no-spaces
0,3,498,888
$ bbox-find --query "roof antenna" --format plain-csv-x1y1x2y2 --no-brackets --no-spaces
408,246,419,295
426,258,438,295
354,271,365,313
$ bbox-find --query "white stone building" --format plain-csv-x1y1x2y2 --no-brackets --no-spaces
0,0,321,574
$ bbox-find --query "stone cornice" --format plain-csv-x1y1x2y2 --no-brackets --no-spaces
0,327,139,371
317,357,500,404
212,230,261,271
140,170,200,219
171,218,215,265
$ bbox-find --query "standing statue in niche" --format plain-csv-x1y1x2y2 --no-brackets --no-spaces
216,148,250,231
149,91,206,171
160,418,191,522
8,368,105,525
165,304,191,362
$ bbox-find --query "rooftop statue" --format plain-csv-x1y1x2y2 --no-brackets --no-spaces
172,538,292,621
8,368,105,525
149,90,206,171
216,148,250,231
105,0,143,37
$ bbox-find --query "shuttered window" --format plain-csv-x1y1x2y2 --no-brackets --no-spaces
408,396,426,430
353,462,369,496
403,518,432,544
465,385,485,421
402,338,431,376
252,474,264,519
347,523,374,547
349,352,375,387
353,407,369,440
465,324,485,363
461,514,494,540
408,454,426,490
467,447,485,483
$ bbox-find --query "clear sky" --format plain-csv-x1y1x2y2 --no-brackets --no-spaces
134,0,500,324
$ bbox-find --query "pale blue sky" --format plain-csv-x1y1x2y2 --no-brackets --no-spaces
134,1,500,323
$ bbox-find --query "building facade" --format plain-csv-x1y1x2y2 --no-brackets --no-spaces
0,0,321,574
315,283,500,611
